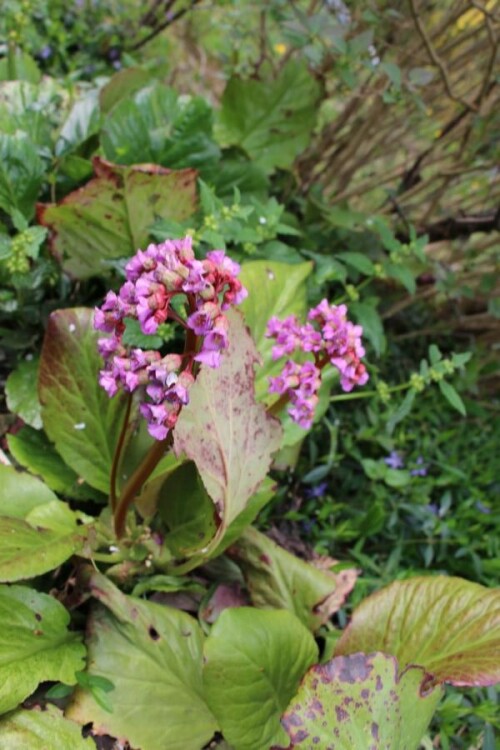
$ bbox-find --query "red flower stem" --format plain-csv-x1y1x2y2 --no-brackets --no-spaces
114,432,173,539
109,393,133,513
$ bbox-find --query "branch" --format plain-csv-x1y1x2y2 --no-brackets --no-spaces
409,0,478,112
399,209,500,243
127,0,203,53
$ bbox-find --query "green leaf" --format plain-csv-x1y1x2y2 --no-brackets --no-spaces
37,157,197,279
381,61,402,89
67,571,218,750
239,260,313,400
0,133,44,219
38,307,129,493
0,585,86,714
0,705,94,749
203,607,318,750
101,84,220,172
232,527,352,631
337,251,375,276
173,310,282,557
278,653,442,749
0,516,85,581
55,90,100,158
0,51,41,84
5,357,42,429
0,463,58,518
159,461,217,558
438,380,466,416
0,466,89,581
350,300,386,357
99,67,153,114
384,262,417,294
122,317,164,349
387,389,416,434
216,61,321,173
335,576,500,687
7,427,104,500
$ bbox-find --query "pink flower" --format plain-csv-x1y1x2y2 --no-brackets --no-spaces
95,237,247,440
266,299,369,428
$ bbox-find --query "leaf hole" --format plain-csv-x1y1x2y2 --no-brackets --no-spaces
148,625,160,641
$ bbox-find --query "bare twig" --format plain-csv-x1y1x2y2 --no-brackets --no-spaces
127,0,204,53
409,0,478,111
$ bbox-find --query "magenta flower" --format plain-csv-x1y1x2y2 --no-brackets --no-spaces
266,299,369,428
95,238,247,440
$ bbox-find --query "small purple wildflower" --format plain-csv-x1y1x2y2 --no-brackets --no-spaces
384,451,404,469
475,501,491,515
305,482,328,499
95,238,246,440
410,456,428,477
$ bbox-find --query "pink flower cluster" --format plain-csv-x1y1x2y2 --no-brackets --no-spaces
266,300,369,429
94,237,247,440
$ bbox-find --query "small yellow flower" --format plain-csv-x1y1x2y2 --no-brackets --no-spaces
274,43,287,56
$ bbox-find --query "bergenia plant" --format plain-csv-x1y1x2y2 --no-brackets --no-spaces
1,239,499,750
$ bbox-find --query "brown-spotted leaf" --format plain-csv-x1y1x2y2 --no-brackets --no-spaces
276,653,442,750
335,576,500,687
37,156,197,279
38,308,128,494
174,310,282,551
67,570,218,750
230,527,354,632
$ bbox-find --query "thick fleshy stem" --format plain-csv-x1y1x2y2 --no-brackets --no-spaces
110,393,133,513
114,432,173,539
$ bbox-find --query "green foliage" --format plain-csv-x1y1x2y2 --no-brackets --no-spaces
216,61,321,173
67,571,218,750
204,607,318,750
38,308,129,493
0,584,86,713
0,2,498,747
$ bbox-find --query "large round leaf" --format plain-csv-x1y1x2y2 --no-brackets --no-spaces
38,308,128,494
67,571,218,750
335,576,500,687
0,585,86,714
276,653,442,749
203,607,318,750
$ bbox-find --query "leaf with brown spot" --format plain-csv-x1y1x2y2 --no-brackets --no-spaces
276,653,442,750
37,156,197,279
173,310,282,559
67,571,218,750
230,527,351,632
335,576,500,687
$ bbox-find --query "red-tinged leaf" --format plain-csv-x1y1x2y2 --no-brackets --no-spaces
173,310,282,557
37,156,197,279
335,576,500,687
230,527,357,631
38,308,128,494
275,652,442,750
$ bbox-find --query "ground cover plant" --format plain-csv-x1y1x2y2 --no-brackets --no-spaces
0,1,499,748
